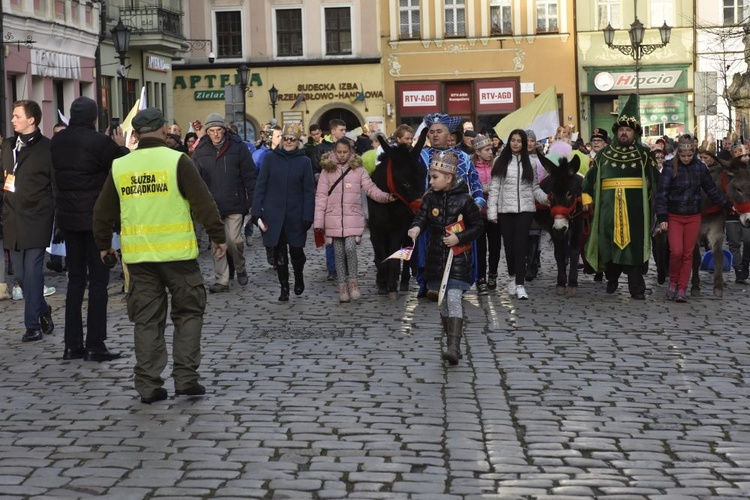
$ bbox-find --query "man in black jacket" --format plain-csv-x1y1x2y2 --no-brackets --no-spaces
192,113,256,292
2,100,55,342
51,96,129,361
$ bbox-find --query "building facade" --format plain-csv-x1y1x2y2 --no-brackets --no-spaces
175,0,382,142
576,0,695,144
381,0,578,138
2,0,99,137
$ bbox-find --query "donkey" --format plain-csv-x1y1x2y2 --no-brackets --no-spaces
534,154,585,295
690,164,750,297
368,132,427,297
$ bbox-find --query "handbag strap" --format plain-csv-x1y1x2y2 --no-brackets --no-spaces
327,166,352,196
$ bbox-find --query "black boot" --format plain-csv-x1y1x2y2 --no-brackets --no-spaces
526,235,541,281
441,316,462,359
441,317,463,365
291,255,306,296
277,265,290,301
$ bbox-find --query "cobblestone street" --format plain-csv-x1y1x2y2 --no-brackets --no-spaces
1,231,750,499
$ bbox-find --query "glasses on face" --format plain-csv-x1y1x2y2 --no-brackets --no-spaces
282,136,297,143
207,128,224,136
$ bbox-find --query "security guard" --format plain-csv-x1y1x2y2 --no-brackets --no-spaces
93,107,227,404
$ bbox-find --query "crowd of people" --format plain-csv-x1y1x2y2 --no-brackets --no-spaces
1,92,748,401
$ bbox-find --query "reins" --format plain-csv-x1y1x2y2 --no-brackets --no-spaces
386,160,422,214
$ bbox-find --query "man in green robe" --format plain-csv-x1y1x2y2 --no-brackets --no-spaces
582,94,659,300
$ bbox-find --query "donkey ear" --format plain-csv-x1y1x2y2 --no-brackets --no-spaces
538,152,556,175
568,155,581,175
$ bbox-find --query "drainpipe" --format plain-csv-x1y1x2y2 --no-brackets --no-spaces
94,0,107,132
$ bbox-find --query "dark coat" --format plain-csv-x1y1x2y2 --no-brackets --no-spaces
252,146,315,248
313,137,335,176
193,131,257,216
411,181,483,284
656,156,731,222
50,123,128,232
1,131,55,250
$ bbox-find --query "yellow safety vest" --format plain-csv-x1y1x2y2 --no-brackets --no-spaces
112,147,198,264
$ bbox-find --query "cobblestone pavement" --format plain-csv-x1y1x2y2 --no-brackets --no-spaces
2,230,750,499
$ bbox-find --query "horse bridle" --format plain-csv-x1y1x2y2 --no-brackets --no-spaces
386,160,422,213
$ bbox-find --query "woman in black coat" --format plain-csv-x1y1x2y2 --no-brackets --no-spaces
251,125,315,301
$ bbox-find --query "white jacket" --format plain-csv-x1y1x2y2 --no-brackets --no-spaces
487,155,548,220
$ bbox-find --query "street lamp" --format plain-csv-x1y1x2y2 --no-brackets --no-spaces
269,84,278,119
111,18,132,121
237,64,249,140
603,17,671,108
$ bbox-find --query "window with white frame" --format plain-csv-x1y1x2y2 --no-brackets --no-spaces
215,11,242,59
399,0,421,39
723,0,748,25
276,8,303,57
597,0,620,30
325,6,352,55
490,0,512,35
650,0,673,27
445,0,466,38
536,0,559,33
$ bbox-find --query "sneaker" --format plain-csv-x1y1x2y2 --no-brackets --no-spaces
675,290,687,303
175,383,206,396
666,283,677,301
477,281,489,296
326,272,337,282
516,285,528,300
12,285,23,301
43,285,56,297
507,280,517,296
208,283,229,293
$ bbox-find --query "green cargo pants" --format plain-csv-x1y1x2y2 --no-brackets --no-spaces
126,259,206,399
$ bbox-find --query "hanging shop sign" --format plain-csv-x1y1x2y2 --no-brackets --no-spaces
31,50,81,79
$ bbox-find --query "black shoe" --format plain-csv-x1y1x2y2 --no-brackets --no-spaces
487,274,497,290
631,293,646,300
606,279,619,294
594,272,604,282
175,383,206,396
279,285,290,301
46,261,64,273
237,271,249,286
140,388,168,404
22,329,43,342
86,349,122,362
208,283,229,293
62,347,87,360
39,305,54,335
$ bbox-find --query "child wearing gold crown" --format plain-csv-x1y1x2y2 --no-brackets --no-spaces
407,151,483,365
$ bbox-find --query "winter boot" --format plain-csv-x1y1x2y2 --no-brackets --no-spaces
0,283,10,301
441,317,463,365
441,316,462,359
292,258,306,296
348,278,361,301
339,282,350,303
277,265,290,301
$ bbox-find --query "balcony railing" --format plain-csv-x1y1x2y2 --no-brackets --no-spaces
118,7,182,37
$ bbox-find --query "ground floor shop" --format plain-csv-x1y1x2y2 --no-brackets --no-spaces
582,64,692,144
172,62,384,143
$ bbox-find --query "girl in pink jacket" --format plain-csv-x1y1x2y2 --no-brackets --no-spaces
314,138,395,302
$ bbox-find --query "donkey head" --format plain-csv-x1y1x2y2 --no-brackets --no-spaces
726,167,750,227
540,154,582,233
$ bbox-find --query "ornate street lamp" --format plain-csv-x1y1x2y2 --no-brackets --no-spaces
111,19,132,121
269,84,278,119
237,64,250,140
603,17,671,108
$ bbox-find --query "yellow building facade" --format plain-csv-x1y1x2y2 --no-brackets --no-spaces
380,0,578,138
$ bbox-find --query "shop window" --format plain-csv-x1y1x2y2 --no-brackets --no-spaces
101,76,112,126
276,8,303,57
215,10,242,59
125,79,137,113
723,0,747,25
399,0,421,39
325,7,352,55
536,0,559,33
445,0,466,38
650,0,673,27
490,0,512,36
596,0,620,30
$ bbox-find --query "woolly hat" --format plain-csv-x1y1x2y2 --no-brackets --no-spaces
204,113,226,130
473,134,492,150
69,96,98,126
430,150,459,176
612,94,642,135
525,129,537,141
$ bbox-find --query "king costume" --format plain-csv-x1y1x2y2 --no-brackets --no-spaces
582,94,659,299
